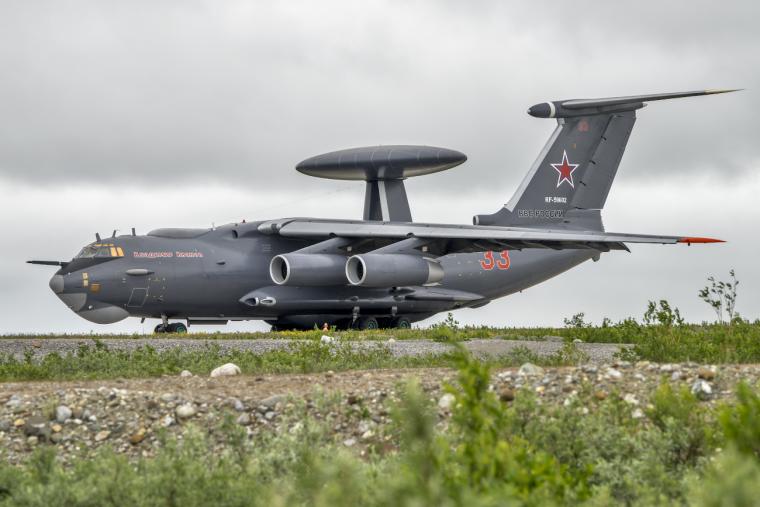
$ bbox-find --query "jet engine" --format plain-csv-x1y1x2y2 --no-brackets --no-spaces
345,254,443,287
269,254,347,286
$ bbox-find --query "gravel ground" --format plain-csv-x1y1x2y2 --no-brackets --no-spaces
0,338,625,363
1,361,758,464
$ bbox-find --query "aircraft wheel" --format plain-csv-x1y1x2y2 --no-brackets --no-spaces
392,316,412,329
357,317,379,330
169,323,188,334
154,323,167,334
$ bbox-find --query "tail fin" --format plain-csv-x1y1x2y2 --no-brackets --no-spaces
474,89,738,230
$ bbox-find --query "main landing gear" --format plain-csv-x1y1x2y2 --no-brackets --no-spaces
154,322,188,334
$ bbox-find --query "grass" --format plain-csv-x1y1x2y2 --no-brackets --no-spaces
0,341,585,382
0,352,759,506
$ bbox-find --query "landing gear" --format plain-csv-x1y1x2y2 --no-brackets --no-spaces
355,316,379,330
154,322,188,334
391,316,412,329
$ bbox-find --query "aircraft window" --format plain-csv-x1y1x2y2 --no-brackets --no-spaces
75,244,124,259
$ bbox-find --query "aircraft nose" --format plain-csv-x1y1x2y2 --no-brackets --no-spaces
49,274,64,294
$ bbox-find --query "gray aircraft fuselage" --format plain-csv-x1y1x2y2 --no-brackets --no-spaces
49,222,592,329
39,89,734,330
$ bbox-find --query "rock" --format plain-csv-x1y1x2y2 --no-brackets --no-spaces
55,405,72,423
605,368,623,380
438,393,456,410
343,438,356,447
161,415,175,427
229,398,246,412
632,408,644,419
518,363,545,376
160,393,177,403
361,430,375,440
387,338,396,344
179,370,193,377
0,420,9,432
51,423,62,433
499,387,515,402
320,335,334,344
50,433,63,444
691,380,713,399
24,416,50,439
697,367,716,381
210,363,241,378
261,394,286,409
325,370,335,378
671,371,682,381
346,394,361,405
623,393,639,405
94,430,111,442
5,395,21,409
130,428,146,445
659,364,676,373
594,390,608,401
175,404,197,419
236,413,251,426
264,411,276,421
572,338,584,344
27,436,38,446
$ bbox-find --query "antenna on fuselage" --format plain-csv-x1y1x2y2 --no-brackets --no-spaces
111,230,118,238
131,227,136,236
95,233,101,242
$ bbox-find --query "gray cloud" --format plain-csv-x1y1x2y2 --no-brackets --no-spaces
0,0,757,190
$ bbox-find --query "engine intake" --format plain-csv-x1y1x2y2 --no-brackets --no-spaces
345,254,443,287
269,254,347,286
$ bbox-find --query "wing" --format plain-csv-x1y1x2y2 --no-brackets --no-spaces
257,218,723,255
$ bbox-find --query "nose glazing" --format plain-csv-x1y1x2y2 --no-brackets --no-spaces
49,274,64,294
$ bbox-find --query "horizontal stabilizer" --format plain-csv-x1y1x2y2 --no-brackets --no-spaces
528,89,739,118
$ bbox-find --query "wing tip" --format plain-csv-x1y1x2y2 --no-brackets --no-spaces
677,237,725,244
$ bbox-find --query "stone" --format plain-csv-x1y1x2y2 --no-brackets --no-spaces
261,394,286,409
161,415,175,427
160,393,177,403
0,420,10,432
175,404,197,419
594,390,608,401
51,423,62,433
27,436,38,446
343,438,356,447
94,430,111,442
55,405,72,423
130,429,146,445
518,363,545,376
346,394,361,405
320,335,334,344
5,395,21,409
605,368,623,380
236,413,251,426
623,393,639,405
50,433,63,444
361,430,375,440
229,398,246,412
697,367,716,381
210,363,241,378
691,380,713,399
437,393,456,410
632,408,644,419
325,370,335,378
499,387,515,402
264,411,276,421
572,338,584,344
179,370,193,377
387,338,396,344
24,416,50,439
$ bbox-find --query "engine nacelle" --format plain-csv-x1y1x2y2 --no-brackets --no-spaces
269,254,347,286
345,254,443,287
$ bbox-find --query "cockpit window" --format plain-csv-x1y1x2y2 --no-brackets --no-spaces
75,244,124,259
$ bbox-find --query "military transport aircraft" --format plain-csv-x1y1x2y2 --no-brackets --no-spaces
29,89,734,332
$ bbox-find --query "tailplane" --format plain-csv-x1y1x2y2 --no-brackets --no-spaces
474,89,738,230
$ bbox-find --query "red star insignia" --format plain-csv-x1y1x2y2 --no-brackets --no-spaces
550,150,579,188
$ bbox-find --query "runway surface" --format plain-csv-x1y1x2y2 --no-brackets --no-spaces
0,338,627,363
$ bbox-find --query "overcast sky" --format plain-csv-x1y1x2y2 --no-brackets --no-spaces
1,0,757,334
